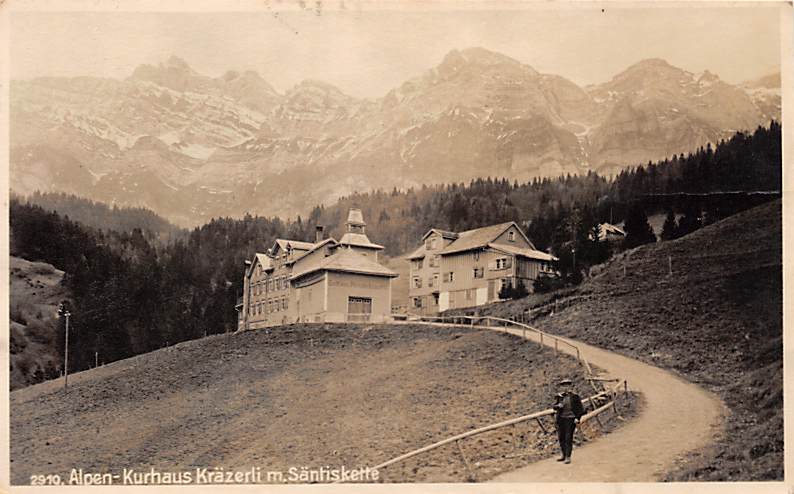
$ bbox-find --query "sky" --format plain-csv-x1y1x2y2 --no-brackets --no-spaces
10,4,783,98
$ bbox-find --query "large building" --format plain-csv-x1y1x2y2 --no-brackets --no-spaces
405,222,557,314
236,209,397,329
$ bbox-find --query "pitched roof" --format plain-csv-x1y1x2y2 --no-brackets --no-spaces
439,222,521,255
274,239,315,252
599,223,626,237
246,252,273,277
489,243,558,262
285,238,338,265
405,245,426,260
291,248,397,280
339,232,384,250
421,228,459,241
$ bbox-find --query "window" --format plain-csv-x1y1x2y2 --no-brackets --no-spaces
473,251,480,261
430,255,440,268
413,277,422,289
466,289,475,301
433,274,439,287
282,298,288,310
348,297,373,315
425,237,438,250
443,272,454,283
473,267,484,278
508,231,516,242
495,257,512,270
412,259,423,270
413,297,423,308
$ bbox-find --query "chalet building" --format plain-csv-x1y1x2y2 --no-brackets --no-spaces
595,223,626,242
406,222,557,315
236,209,397,329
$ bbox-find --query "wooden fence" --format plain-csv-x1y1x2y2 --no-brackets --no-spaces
359,315,632,481
368,380,630,479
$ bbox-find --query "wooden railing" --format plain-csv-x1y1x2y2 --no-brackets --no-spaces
366,379,630,478
354,314,633,481
407,314,602,392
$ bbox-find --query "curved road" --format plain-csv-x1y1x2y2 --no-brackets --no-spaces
487,325,725,482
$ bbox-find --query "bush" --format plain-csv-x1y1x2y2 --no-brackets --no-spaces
534,274,566,293
26,319,54,345
499,279,530,300
10,301,31,325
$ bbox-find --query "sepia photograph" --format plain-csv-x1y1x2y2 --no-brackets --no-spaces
3,0,790,490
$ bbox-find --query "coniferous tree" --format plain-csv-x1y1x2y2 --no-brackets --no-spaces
622,203,657,249
676,202,702,238
661,208,678,241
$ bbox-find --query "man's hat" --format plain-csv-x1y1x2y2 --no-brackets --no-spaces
559,378,573,385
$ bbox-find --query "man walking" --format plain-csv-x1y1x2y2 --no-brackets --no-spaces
553,378,585,464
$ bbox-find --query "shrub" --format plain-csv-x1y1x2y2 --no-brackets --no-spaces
534,274,566,293
26,319,54,345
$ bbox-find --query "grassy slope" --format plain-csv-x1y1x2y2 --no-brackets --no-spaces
11,323,594,484
10,256,68,390
467,200,782,480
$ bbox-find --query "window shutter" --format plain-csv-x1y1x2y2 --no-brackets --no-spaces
505,257,513,269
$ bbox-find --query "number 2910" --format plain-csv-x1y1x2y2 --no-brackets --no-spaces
30,474,62,485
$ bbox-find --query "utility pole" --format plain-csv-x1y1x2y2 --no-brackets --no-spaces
58,303,71,391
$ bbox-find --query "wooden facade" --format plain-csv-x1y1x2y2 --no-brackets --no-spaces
237,209,397,329
406,222,557,314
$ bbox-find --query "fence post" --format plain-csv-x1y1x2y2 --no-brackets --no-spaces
623,380,628,398
456,440,477,482
540,332,544,347
554,339,559,355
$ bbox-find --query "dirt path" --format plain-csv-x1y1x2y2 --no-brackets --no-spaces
486,325,725,482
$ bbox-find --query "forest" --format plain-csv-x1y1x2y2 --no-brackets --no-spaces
10,121,781,378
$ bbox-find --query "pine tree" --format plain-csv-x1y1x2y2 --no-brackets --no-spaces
676,202,702,238
622,203,657,249
660,208,678,241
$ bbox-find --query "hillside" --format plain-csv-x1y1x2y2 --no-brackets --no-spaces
11,49,778,225
17,191,185,241
465,200,782,480
10,256,68,390
11,324,594,484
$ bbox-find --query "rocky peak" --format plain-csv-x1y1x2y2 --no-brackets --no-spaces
164,55,192,71
439,47,537,75
129,55,205,92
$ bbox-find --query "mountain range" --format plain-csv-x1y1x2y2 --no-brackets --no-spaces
11,47,780,226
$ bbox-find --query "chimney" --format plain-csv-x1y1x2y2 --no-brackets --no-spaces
315,225,324,243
